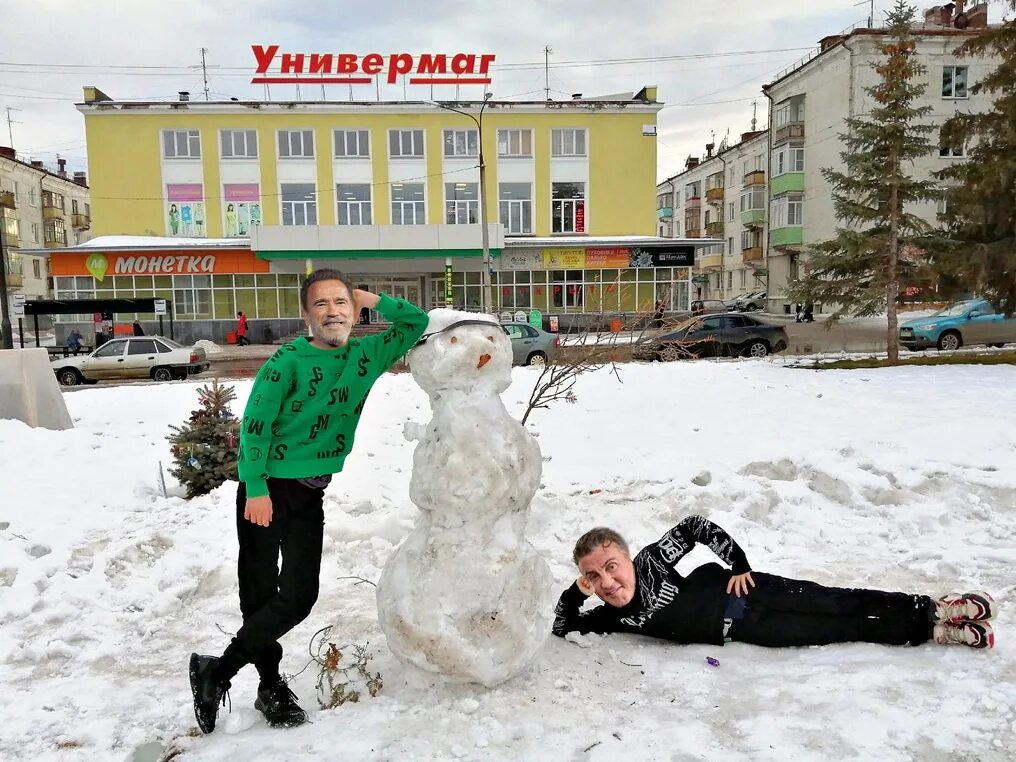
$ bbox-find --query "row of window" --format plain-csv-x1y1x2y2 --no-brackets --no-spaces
2,212,69,245
269,180,588,234
164,127,589,161
0,182,90,216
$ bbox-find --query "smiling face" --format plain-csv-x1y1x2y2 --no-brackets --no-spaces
303,279,356,349
577,542,637,608
408,312,512,395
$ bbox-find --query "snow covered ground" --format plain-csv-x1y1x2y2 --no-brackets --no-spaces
1,361,1014,761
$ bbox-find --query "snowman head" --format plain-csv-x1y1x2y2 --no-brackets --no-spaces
408,309,512,394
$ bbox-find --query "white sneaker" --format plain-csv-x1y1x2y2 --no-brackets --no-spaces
934,591,996,624
933,621,994,649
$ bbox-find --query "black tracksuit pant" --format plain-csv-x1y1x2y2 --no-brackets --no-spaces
727,572,934,647
215,478,325,686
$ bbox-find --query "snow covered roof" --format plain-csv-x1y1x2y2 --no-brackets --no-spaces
503,235,720,247
76,236,249,250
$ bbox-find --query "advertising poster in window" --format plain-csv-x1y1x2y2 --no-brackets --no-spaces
166,184,205,237
585,248,630,267
543,248,585,269
223,183,262,237
500,251,543,271
575,201,585,233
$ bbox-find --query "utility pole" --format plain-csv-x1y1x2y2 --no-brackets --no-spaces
751,100,758,131
4,106,22,148
200,48,210,101
0,215,13,349
544,45,553,100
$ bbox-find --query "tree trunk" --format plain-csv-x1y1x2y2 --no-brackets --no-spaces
887,181,901,364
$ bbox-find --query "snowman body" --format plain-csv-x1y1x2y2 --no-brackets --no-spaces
376,309,554,686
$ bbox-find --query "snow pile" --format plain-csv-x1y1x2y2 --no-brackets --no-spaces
193,339,224,356
0,362,1014,760
377,310,553,686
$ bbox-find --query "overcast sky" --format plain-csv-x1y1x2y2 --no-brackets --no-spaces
0,0,952,182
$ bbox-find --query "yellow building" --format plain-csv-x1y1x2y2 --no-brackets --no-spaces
67,86,702,336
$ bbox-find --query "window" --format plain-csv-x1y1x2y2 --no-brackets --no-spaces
740,187,766,212
72,199,79,214
445,182,479,224
939,141,965,158
220,129,258,159
44,219,66,245
163,129,201,159
552,182,586,233
740,270,746,288
128,339,158,355
774,95,805,128
741,229,762,249
551,128,586,157
727,202,735,222
755,154,765,171
334,129,370,158
391,183,425,225
33,259,41,278
336,184,372,225
499,182,533,235
942,66,968,98
685,182,701,199
728,237,734,254
42,191,65,210
497,129,533,158
772,142,805,175
443,129,478,157
31,222,39,243
728,166,736,186
657,193,673,209
770,193,803,228
155,339,175,354
2,211,18,242
94,340,127,358
280,183,317,225
28,187,37,206
937,189,949,217
551,270,584,308
389,129,425,158
278,130,314,158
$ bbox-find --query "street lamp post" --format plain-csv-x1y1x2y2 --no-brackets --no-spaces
0,211,13,350
434,93,494,313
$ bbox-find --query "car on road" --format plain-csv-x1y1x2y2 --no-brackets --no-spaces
501,322,560,365
734,291,768,312
899,299,1016,351
690,299,737,316
51,336,210,386
633,313,788,361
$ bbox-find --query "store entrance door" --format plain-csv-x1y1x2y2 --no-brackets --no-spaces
367,280,423,323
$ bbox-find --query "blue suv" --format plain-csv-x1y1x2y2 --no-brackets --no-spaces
899,299,1016,351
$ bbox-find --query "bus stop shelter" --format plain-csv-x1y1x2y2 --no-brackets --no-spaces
18,298,175,351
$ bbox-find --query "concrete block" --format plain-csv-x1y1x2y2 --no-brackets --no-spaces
0,348,73,430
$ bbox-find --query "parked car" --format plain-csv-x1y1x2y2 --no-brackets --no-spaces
501,322,560,365
634,313,788,361
735,291,768,312
899,299,1016,351
690,299,736,316
51,336,210,386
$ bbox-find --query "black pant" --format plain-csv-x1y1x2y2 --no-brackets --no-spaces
237,335,250,346
728,573,933,648
217,479,325,685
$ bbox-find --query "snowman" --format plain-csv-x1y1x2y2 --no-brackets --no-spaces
376,309,554,687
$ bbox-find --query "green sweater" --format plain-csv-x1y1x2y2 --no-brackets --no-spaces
237,294,428,498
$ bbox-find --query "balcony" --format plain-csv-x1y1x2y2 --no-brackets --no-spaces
705,221,724,237
771,173,805,195
686,228,702,239
4,227,20,246
657,207,673,219
42,204,64,221
5,272,23,287
773,121,805,145
705,186,725,203
72,213,91,230
770,226,803,248
44,239,67,249
699,253,723,269
685,196,701,211
742,246,764,262
745,170,766,186
741,208,766,227
0,190,14,209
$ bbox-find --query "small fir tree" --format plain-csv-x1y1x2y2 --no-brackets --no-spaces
167,379,240,498
787,1,940,362
934,0,1016,314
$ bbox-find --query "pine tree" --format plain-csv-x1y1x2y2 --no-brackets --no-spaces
787,1,940,362
934,1,1016,315
167,379,240,498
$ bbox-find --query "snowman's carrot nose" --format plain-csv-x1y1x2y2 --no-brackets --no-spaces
477,353,492,369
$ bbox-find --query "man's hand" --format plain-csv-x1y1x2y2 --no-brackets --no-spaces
245,495,273,527
353,288,380,313
576,576,595,597
726,572,755,597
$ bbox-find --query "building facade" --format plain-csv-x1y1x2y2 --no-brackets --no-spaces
0,147,92,318
51,86,711,338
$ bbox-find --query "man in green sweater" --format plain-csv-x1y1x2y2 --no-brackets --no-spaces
189,268,428,733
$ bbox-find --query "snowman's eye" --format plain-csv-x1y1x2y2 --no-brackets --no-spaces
450,336,458,344
487,336,495,342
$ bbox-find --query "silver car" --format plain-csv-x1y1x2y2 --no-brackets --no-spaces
51,336,210,386
501,322,560,365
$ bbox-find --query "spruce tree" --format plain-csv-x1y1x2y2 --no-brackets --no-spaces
787,1,940,362
934,1,1016,315
167,379,240,498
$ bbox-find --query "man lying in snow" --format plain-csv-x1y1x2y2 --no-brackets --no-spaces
553,516,995,650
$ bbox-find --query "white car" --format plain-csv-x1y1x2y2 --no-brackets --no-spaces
51,336,210,386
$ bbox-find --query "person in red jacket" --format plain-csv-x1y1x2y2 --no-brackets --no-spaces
235,311,250,345
554,518,996,651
